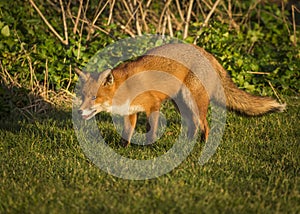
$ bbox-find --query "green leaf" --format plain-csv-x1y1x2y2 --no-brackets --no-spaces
1,25,10,37
236,59,243,68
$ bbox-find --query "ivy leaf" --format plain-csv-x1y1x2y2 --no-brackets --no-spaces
1,25,10,37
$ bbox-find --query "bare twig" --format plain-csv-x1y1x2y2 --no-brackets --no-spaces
196,0,207,20
27,55,36,90
241,0,262,25
183,0,194,39
92,0,110,26
280,0,291,38
175,0,185,22
0,61,21,88
108,0,116,25
291,5,298,46
71,16,110,36
73,0,83,34
121,0,134,16
162,13,167,36
120,24,136,37
135,1,142,36
146,0,152,7
136,17,142,36
224,0,239,30
168,11,182,30
123,2,141,36
59,0,69,45
167,10,174,37
203,0,222,27
268,81,284,104
246,71,270,75
139,1,149,32
83,0,90,19
158,0,172,34
201,0,213,11
66,64,72,92
29,0,68,45
44,59,49,99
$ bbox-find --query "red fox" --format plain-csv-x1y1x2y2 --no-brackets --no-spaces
75,43,286,146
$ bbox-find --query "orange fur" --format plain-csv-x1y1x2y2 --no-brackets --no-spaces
75,44,285,146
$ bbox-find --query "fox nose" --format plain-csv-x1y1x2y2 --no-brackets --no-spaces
78,109,83,115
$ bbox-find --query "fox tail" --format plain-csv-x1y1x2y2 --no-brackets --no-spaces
211,56,286,116
221,74,286,115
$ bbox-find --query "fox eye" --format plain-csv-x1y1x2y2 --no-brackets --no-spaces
91,96,97,100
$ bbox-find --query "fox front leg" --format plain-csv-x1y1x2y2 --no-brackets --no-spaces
121,114,137,147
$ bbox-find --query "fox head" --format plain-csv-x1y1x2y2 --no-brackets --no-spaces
75,68,115,120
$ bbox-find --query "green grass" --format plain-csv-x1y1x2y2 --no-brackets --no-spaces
0,98,299,214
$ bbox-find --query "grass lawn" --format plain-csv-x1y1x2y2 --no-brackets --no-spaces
0,97,299,213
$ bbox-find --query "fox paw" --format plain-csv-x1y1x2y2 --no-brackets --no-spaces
120,139,130,147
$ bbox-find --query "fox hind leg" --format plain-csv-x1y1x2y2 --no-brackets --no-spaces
173,99,199,139
195,96,209,142
181,85,210,142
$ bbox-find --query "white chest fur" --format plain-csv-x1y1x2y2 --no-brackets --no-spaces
107,99,144,115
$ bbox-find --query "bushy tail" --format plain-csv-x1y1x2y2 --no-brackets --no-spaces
199,47,286,116
221,74,286,115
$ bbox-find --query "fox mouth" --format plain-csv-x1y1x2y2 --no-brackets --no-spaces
82,110,97,120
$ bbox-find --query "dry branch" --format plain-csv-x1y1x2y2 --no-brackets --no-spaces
183,0,194,39
29,0,69,45
203,0,222,27
73,0,83,34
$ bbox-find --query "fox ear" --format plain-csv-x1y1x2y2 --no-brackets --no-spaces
74,68,89,82
101,69,114,86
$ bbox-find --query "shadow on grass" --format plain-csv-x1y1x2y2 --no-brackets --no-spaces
0,79,73,133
